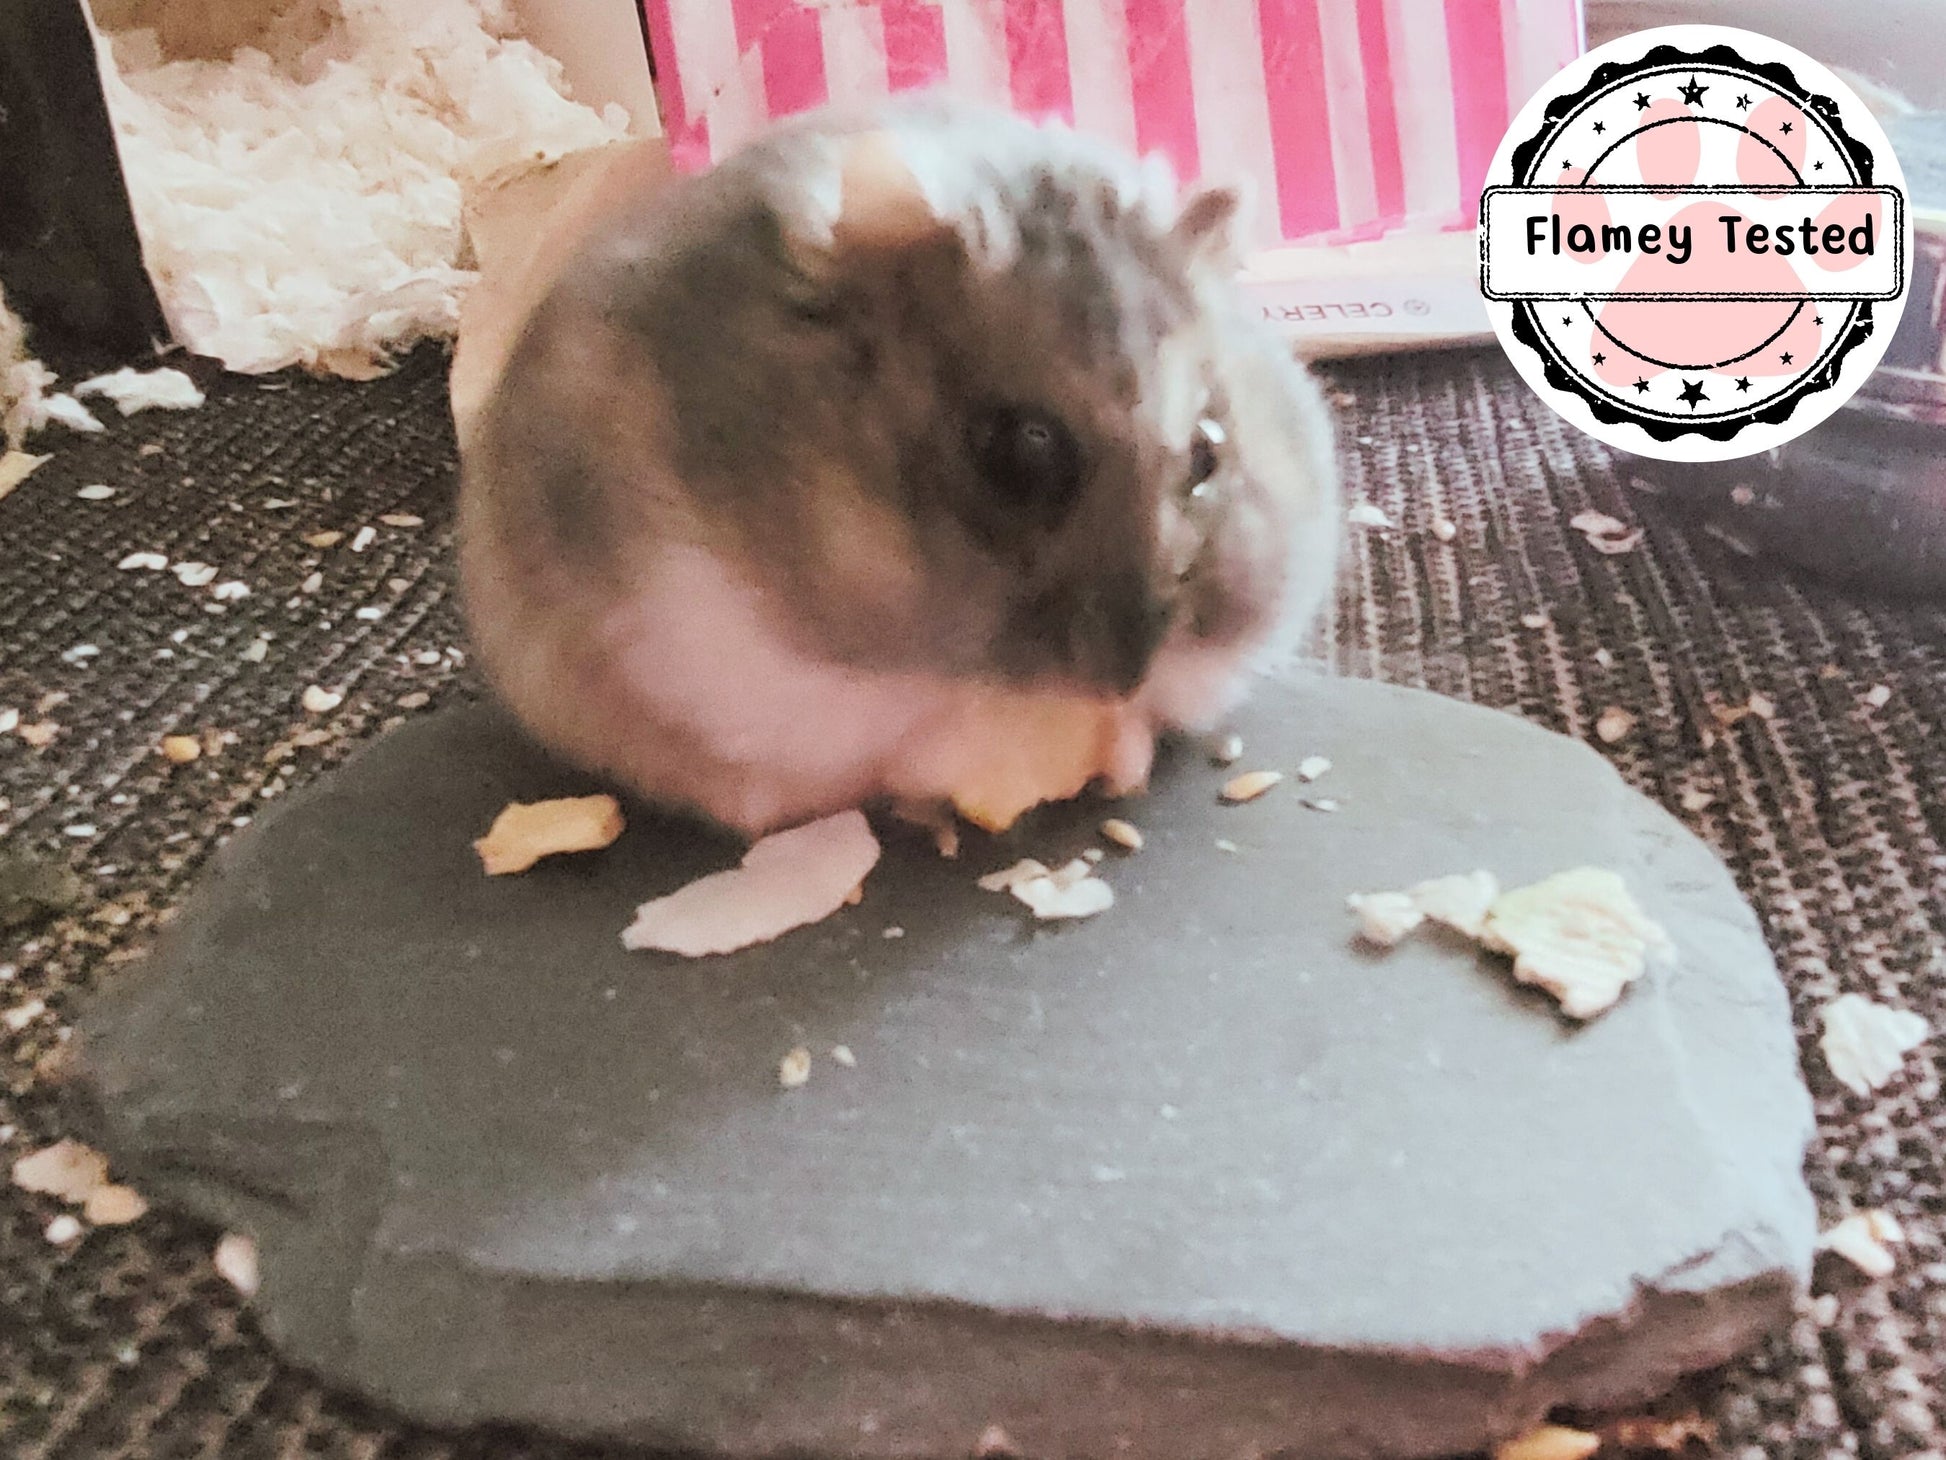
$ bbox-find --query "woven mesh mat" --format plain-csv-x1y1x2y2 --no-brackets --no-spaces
2,344,1943,1459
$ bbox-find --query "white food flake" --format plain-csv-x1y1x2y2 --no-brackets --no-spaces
1296,756,1332,782
173,562,217,587
1819,994,1929,1096
351,526,377,552
1594,706,1635,744
1568,510,1645,555
1818,1209,1905,1278
45,1214,84,1245
1346,501,1393,529
1347,891,1425,947
1864,684,1892,710
1099,818,1144,851
830,1045,857,1068
118,552,168,571
300,685,343,714
1479,868,1673,1019
623,810,882,957
211,581,251,602
1210,733,1243,766
77,484,115,501
1431,517,1458,542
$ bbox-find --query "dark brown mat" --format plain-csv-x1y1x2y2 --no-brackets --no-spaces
2,343,1941,1458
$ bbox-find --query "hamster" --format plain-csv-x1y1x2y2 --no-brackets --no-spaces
458,96,1339,838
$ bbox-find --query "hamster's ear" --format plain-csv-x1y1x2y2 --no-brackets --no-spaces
835,131,954,250
1172,183,1246,268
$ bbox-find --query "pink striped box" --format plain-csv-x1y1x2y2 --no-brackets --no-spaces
638,0,1583,250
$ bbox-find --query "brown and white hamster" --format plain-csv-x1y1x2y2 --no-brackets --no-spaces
458,96,1339,837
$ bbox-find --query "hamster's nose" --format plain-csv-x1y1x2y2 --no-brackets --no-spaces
1075,573,1170,696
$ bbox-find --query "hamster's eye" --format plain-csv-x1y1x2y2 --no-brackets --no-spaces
967,404,1083,522
1186,418,1225,499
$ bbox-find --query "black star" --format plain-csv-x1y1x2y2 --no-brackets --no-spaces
1633,92,1650,110
1813,159,1824,171
1735,377,1753,392
1593,120,1607,134
1678,77,1708,106
1563,315,1574,326
1678,379,1708,408
1780,121,1793,135
1592,351,1607,364
1779,352,1794,365
1814,315,1823,325
1633,377,1651,394
1736,93,1752,109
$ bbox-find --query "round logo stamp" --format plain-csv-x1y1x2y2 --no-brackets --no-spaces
1479,25,1911,462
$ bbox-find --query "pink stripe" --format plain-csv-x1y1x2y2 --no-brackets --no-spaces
641,0,711,169
1003,0,1075,122
1443,0,1508,215
1355,0,1406,226
733,0,829,118
882,0,948,91
1256,0,1339,238
1124,0,1198,182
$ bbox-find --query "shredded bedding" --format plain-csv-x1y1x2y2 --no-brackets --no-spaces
91,0,629,377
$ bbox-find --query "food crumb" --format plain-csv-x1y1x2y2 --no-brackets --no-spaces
1100,818,1144,851
831,1045,857,1068
1679,788,1713,813
1819,994,1929,1096
1594,706,1635,744
1209,732,1243,766
161,735,202,764
1346,501,1393,529
1296,755,1331,782
1431,517,1458,542
1818,1209,1904,1278
475,795,626,876
1519,611,1548,630
45,1214,84,1245
1214,839,1238,854
882,925,905,939
215,1234,259,1296
779,1046,812,1089
1221,770,1283,804
300,685,342,714
974,1424,1017,1458
303,530,344,548
380,513,423,528
1493,1424,1601,1460
1864,684,1892,709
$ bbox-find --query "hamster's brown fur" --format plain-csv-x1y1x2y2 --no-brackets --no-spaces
460,97,1338,836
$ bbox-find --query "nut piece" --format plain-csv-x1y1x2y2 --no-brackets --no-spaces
475,795,626,876
1819,994,1929,1096
1594,706,1635,744
161,735,202,764
1479,867,1673,1019
1221,770,1284,804
1493,1424,1602,1460
1099,818,1144,852
1818,1209,1904,1277
83,1184,149,1226
779,1047,812,1089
